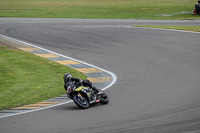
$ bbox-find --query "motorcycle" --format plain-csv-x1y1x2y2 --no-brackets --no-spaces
66,81,109,109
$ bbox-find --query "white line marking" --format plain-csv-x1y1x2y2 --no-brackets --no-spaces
0,101,72,119
0,34,117,118
123,26,200,34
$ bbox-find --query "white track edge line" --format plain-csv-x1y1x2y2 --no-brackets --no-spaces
0,101,72,119
124,26,200,34
0,34,117,118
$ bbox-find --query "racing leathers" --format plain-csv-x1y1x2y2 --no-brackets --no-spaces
64,77,99,93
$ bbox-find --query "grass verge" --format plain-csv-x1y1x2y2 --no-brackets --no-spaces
0,0,199,20
0,44,86,110
132,25,200,32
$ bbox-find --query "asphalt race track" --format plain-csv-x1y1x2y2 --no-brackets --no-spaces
0,18,200,133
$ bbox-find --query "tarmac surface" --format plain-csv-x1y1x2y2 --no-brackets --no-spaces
0,18,200,133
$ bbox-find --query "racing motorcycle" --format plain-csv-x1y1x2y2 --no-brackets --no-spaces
66,81,109,109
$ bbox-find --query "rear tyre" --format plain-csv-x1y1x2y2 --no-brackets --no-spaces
100,93,109,104
73,94,89,109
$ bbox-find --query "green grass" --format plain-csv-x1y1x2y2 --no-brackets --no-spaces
0,0,199,19
0,45,86,110
132,25,200,32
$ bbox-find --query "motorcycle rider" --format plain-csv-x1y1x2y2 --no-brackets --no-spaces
63,73,100,94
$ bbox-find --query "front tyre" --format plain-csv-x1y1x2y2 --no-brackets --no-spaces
100,93,109,104
73,94,89,109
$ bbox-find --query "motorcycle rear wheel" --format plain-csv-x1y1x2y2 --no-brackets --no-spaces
73,94,89,109
100,93,109,104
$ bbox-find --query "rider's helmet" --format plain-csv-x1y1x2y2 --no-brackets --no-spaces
63,73,72,83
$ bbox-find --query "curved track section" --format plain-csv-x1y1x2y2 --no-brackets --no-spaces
0,18,200,133
0,34,116,118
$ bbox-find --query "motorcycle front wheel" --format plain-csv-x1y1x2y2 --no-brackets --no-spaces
73,94,89,109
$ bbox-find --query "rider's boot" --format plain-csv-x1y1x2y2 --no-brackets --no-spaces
92,86,102,95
